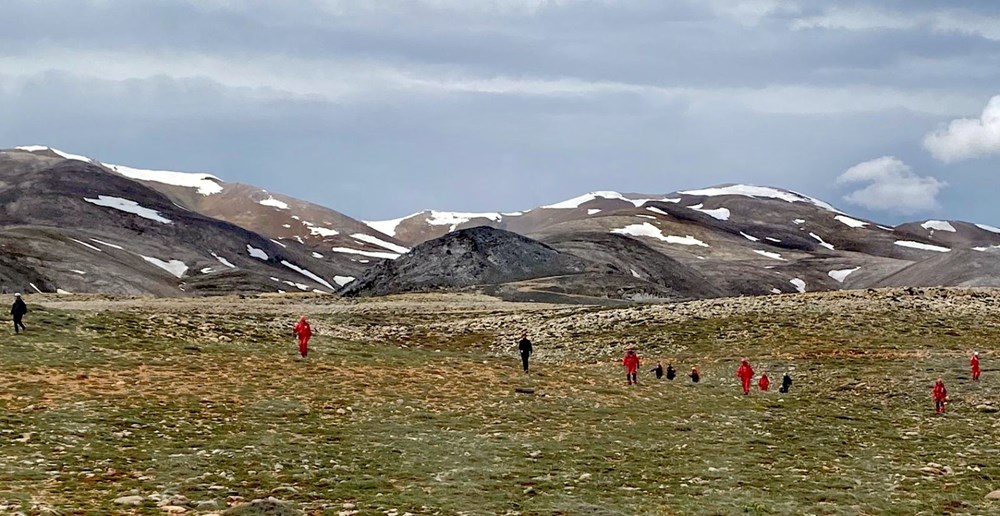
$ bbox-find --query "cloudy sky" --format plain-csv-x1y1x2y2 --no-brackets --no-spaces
2,0,1000,224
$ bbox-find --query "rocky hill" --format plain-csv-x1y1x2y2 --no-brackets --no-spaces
6,145,1000,301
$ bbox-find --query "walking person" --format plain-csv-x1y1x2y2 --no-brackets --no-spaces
758,372,770,391
736,358,754,395
517,332,532,373
971,352,981,381
622,344,640,386
933,377,948,413
666,364,676,381
651,361,664,380
689,366,700,383
293,315,312,359
779,372,793,393
10,293,27,334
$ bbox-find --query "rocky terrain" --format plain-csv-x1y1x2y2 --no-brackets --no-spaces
6,145,1000,301
3,289,999,513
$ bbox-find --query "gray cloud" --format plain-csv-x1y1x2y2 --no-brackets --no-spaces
837,156,947,214
2,0,1000,223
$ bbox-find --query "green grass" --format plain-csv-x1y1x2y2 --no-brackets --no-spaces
0,297,998,514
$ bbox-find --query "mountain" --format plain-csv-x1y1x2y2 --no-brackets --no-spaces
0,148,352,295
6,145,1000,301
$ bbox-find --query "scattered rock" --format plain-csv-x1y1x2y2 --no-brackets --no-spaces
977,404,999,413
196,500,222,511
222,497,302,516
113,496,144,506
161,506,187,514
986,490,1000,500
514,387,535,394
579,473,592,481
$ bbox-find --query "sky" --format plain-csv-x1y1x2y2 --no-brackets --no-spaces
2,0,1000,224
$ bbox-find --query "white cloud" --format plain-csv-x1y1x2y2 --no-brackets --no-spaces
0,49,982,117
836,156,946,214
791,7,1000,41
923,95,1000,162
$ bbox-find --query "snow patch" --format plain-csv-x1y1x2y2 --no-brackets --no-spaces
610,223,709,247
16,145,93,162
104,163,223,196
921,220,956,232
56,288,72,295
975,223,1000,234
829,267,861,283
895,241,951,252
69,238,101,252
765,237,782,243
543,191,678,209
425,211,503,231
630,268,643,279
754,250,785,260
331,247,400,259
790,278,806,293
84,196,171,223
259,196,289,210
71,269,86,275
350,233,410,254
680,185,839,212
312,252,324,259
770,288,782,294
645,207,669,216
211,253,236,268
334,275,355,286
793,219,806,224
835,215,869,228
281,260,335,290
247,245,269,260
90,238,124,250
688,204,731,221
364,215,413,237
973,245,1000,251
269,239,287,248
809,232,835,250
29,283,42,293
140,256,188,278
740,232,760,242
587,209,602,215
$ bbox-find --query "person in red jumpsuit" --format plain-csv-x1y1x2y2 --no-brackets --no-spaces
736,358,754,395
622,344,640,386
933,378,948,413
293,315,313,359
971,352,981,381
758,372,770,391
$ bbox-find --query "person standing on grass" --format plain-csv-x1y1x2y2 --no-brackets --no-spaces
736,358,754,395
293,315,313,359
758,372,770,391
971,352,981,381
651,361,664,380
10,293,27,334
517,331,533,373
689,366,700,383
933,377,948,413
622,344,640,386
779,372,792,393
666,363,676,381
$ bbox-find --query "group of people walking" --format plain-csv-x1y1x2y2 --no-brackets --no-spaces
932,352,983,413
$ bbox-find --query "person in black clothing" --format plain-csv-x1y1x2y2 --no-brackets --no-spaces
779,372,793,393
651,361,664,380
689,366,700,383
11,293,27,334
666,364,676,381
517,332,532,372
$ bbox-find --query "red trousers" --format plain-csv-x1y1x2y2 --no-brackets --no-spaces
973,367,981,380
741,377,752,394
298,336,310,357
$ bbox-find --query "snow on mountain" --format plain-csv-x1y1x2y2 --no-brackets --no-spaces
84,195,172,224
895,241,951,252
542,191,679,209
102,163,223,196
921,220,957,232
16,145,93,162
611,223,710,247
829,267,860,283
689,204,731,221
140,256,188,278
679,184,839,212
259,196,290,210
975,223,1000,234
350,233,410,254
835,215,868,228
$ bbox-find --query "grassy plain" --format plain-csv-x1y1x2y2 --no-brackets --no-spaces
1,289,998,515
